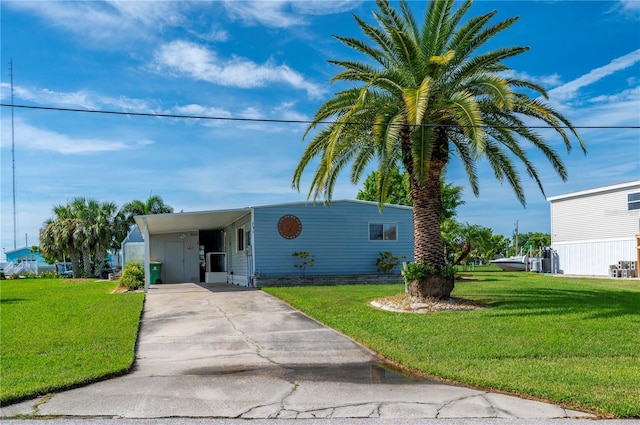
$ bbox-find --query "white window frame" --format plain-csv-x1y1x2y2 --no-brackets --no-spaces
368,222,398,241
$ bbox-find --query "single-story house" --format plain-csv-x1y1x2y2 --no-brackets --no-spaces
2,247,53,275
5,246,44,263
548,180,640,276
134,199,414,291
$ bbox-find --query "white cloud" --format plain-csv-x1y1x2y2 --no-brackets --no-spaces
2,118,153,155
292,1,364,16
619,0,640,11
609,0,640,19
221,1,362,27
549,49,640,102
189,25,229,42
4,1,185,44
152,40,326,98
173,103,232,118
501,70,563,90
588,86,640,103
273,102,310,122
0,83,158,113
222,0,306,28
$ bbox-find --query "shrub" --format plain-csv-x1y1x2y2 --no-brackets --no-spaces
119,262,144,290
38,271,62,279
401,260,456,284
376,251,405,274
292,251,315,278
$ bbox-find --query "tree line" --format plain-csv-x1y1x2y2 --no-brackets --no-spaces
356,168,550,266
39,196,173,278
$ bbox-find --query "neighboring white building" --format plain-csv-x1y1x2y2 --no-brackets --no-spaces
548,180,640,276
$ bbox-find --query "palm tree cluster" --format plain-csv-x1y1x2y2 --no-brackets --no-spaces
39,196,172,278
294,0,585,299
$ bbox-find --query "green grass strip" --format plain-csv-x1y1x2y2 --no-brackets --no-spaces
1,279,144,404
263,269,640,418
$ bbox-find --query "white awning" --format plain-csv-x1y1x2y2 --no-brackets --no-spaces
134,208,250,235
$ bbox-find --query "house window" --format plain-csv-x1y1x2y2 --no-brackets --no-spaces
369,223,397,241
628,192,640,210
237,227,245,251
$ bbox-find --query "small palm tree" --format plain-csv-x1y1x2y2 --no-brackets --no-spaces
121,195,174,219
293,0,585,299
40,198,120,277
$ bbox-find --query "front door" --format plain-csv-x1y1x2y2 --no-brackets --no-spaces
164,241,184,283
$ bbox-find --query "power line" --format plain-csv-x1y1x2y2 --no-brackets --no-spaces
1,103,639,130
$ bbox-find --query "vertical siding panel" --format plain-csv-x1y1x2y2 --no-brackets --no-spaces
553,238,636,276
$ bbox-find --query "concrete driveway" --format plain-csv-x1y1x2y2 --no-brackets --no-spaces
2,282,593,419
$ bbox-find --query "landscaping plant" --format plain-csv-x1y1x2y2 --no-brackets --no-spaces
119,262,145,290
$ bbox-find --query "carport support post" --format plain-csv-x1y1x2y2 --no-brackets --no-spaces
142,217,151,293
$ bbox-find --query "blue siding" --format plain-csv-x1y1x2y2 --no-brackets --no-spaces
5,247,46,263
253,200,413,276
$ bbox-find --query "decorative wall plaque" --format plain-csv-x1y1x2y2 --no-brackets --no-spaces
277,214,302,239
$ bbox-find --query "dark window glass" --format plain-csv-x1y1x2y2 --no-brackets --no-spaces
237,228,244,251
384,225,397,240
369,223,397,241
629,193,640,210
369,224,383,240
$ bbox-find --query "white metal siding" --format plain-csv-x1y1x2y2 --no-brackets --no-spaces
552,238,636,276
550,185,640,243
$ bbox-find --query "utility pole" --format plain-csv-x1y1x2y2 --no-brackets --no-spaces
9,59,17,250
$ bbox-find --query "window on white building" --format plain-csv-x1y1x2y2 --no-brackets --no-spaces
628,192,640,210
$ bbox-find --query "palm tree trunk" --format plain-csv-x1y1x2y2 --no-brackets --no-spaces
83,248,92,277
407,130,454,299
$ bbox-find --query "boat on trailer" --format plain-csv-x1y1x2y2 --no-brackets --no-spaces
490,255,538,272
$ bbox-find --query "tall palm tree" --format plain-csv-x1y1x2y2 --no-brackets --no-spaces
293,0,585,298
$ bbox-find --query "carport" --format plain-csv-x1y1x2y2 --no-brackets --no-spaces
135,208,250,291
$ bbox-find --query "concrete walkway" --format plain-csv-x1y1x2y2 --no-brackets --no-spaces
2,282,594,419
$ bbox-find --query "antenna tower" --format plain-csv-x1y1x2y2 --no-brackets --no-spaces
9,59,17,250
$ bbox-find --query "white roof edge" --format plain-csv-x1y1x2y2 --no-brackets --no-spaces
133,199,413,223
547,180,640,202
250,199,413,210
133,206,251,220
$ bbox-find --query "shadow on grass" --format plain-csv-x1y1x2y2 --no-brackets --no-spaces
488,286,640,319
0,298,26,305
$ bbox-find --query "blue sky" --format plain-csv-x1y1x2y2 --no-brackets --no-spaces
1,0,639,257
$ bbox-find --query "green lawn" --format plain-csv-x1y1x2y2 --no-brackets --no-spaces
263,269,640,418
1,279,145,404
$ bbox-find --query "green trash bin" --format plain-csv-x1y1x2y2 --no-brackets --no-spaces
150,262,162,284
